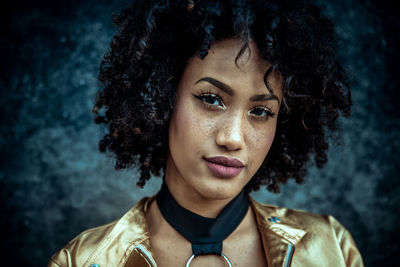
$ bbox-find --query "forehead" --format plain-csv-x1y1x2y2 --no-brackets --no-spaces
183,38,283,97
190,39,268,75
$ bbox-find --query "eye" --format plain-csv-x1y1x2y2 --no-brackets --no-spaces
248,106,275,120
192,93,226,110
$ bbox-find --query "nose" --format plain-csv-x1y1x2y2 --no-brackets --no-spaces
215,110,245,151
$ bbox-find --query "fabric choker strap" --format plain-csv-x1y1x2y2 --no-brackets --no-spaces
156,182,250,256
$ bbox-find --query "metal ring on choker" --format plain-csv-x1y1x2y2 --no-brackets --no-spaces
185,253,233,267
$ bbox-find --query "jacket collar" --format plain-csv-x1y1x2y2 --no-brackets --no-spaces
250,197,307,267
122,197,157,267
124,196,307,267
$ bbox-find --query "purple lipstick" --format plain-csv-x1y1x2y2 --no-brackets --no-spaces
203,156,245,178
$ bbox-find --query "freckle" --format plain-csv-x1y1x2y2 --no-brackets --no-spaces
199,119,216,135
251,133,260,143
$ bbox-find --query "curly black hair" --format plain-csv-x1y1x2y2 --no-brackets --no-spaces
93,0,351,193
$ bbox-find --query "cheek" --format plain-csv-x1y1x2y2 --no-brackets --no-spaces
170,101,189,148
250,126,276,163
170,98,215,151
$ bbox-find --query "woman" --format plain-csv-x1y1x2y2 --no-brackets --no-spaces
49,0,364,266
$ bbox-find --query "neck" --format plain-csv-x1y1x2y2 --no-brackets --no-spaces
154,181,250,256
165,174,234,218
164,158,237,218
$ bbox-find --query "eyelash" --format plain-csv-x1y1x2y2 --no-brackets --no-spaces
249,106,276,120
192,91,276,121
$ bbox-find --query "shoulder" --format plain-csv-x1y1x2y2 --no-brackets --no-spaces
250,198,364,266
251,197,347,237
48,221,117,267
48,197,153,267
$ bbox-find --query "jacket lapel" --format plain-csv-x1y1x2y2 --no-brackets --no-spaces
250,198,307,267
123,198,156,267
124,242,155,267
124,196,308,267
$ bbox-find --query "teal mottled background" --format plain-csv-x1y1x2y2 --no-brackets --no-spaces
1,0,399,266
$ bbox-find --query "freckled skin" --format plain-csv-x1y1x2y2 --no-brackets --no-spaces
166,38,283,216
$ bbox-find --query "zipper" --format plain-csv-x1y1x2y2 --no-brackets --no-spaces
135,244,157,267
284,243,294,267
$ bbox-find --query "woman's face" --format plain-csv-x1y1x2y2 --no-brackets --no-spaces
166,38,283,201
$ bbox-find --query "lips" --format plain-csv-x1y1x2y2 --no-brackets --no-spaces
203,156,245,178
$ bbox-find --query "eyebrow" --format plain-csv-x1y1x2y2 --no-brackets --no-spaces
195,77,234,96
195,76,280,104
249,94,280,103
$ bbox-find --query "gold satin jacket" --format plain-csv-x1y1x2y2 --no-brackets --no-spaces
48,196,364,267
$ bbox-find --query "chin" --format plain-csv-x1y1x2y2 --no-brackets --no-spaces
196,179,244,200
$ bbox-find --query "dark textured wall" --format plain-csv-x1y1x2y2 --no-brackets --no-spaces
1,0,399,266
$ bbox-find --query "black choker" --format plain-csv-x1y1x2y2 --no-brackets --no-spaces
156,182,249,265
